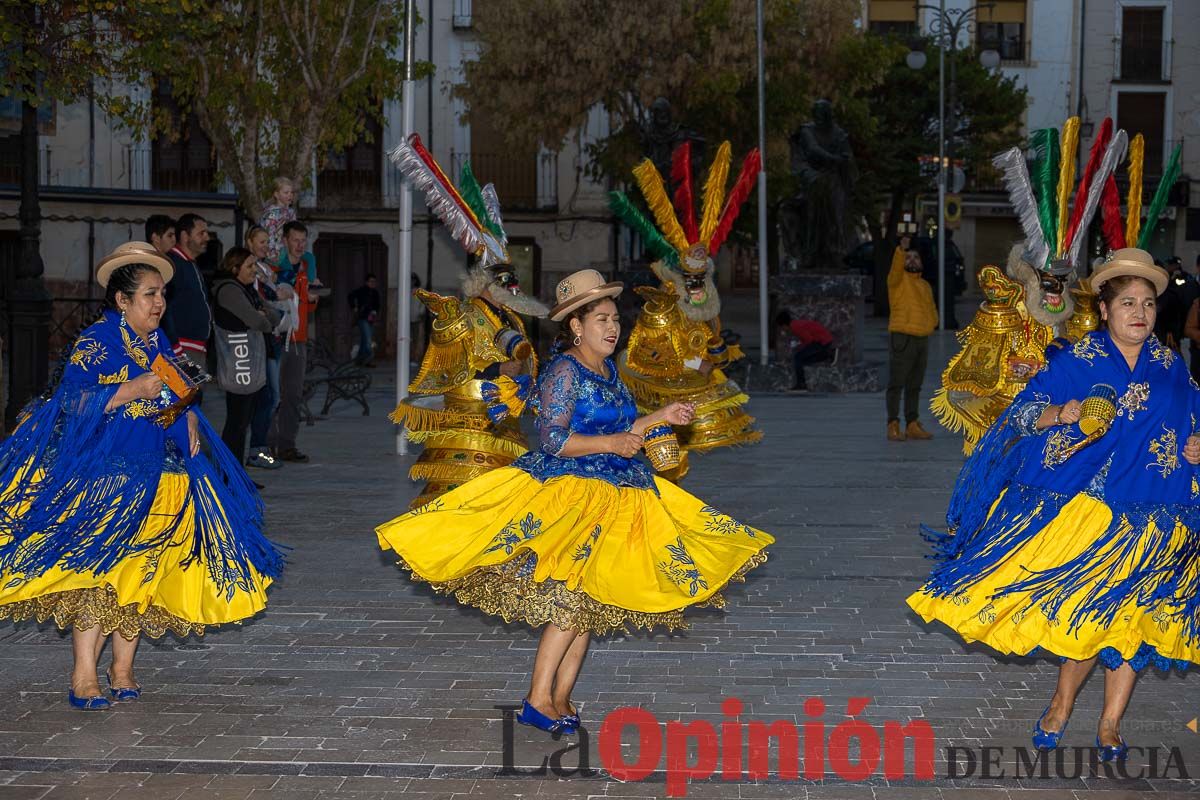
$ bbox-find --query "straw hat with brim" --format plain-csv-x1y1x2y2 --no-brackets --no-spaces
96,242,175,289
549,269,623,322
1091,247,1168,295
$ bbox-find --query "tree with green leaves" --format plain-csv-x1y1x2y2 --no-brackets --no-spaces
842,36,1027,311
107,0,431,218
456,0,874,195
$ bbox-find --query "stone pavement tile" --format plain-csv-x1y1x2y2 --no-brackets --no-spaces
0,783,53,800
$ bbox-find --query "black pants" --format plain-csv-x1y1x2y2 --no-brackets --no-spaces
886,332,929,423
792,342,832,389
222,386,266,464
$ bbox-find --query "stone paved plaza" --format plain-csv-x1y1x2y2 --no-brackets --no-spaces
1,326,1198,800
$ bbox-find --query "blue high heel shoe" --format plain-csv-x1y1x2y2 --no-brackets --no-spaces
105,671,141,702
67,689,111,711
516,699,568,735
1032,706,1068,751
1096,735,1128,762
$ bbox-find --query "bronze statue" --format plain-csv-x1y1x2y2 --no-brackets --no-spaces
639,97,704,184
780,99,857,269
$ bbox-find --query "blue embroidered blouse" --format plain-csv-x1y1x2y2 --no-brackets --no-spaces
511,353,657,491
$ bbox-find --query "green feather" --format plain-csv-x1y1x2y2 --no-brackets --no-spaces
1136,143,1182,250
608,191,679,266
459,162,504,239
1029,128,1060,257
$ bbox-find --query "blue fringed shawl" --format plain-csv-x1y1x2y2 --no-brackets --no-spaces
0,311,284,595
923,330,1200,644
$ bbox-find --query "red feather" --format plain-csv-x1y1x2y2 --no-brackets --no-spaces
1062,118,1113,254
1099,174,1126,251
707,149,761,255
671,142,698,242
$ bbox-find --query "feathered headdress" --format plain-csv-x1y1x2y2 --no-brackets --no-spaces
992,116,1127,274
387,133,509,268
1098,136,1183,253
608,141,761,275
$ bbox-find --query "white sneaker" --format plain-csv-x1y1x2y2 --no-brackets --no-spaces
246,450,283,470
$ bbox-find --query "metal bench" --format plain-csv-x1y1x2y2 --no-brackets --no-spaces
302,341,371,424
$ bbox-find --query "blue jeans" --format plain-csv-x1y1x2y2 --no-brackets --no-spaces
249,356,280,451
356,319,375,363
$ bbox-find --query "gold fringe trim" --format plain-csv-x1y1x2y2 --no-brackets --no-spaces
394,548,769,636
0,585,209,640
409,461,507,484
683,428,763,453
622,369,750,413
389,402,492,434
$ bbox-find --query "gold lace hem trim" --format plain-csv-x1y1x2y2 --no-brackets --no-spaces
395,549,769,636
0,585,209,639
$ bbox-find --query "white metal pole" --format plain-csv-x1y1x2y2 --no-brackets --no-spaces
396,0,416,455
937,0,947,331
756,0,768,366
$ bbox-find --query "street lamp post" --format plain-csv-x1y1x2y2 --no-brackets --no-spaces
908,1,999,331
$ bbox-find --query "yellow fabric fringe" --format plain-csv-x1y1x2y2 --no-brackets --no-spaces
389,402,491,434
1054,116,1080,257
699,141,732,245
632,158,690,253
1126,134,1145,246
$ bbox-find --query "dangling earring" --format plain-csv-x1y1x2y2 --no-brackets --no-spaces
120,309,127,327
572,335,581,346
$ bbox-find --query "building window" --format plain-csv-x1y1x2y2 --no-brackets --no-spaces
1117,91,1166,173
465,104,540,211
151,81,217,193
1120,6,1165,82
977,22,1026,62
867,0,916,38
317,110,382,208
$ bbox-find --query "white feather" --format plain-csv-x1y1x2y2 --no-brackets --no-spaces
1064,130,1128,268
992,147,1050,270
387,140,485,257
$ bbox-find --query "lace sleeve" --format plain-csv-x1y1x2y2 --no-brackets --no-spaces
1011,397,1050,437
536,357,578,455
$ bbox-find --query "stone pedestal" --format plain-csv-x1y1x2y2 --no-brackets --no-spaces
766,267,880,393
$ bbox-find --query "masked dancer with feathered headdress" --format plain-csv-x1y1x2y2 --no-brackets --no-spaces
386,134,549,508
609,142,762,479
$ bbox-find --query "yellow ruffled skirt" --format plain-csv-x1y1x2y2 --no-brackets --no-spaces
0,472,272,639
907,494,1200,667
376,468,772,635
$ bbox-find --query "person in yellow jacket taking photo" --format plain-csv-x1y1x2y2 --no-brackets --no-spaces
887,236,939,441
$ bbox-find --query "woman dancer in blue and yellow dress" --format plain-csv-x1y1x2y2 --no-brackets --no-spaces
377,270,772,734
0,242,284,710
908,249,1200,761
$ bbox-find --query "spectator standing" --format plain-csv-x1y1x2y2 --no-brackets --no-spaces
1153,257,1189,351
162,213,212,373
212,247,280,465
245,225,288,470
775,309,834,393
259,177,297,263
886,237,938,441
144,214,176,256
269,221,319,463
349,274,381,366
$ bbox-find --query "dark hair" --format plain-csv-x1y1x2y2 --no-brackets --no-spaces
552,297,615,352
105,263,161,310
282,220,308,238
775,310,792,327
175,213,206,239
222,246,253,275
145,214,175,243
1098,274,1158,329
